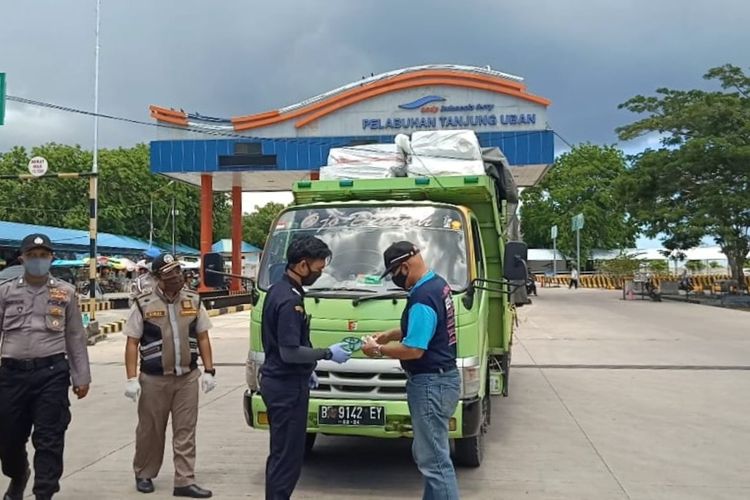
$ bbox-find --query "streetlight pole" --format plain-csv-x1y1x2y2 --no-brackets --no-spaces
88,0,101,320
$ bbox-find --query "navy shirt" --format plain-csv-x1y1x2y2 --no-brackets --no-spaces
260,274,315,378
400,271,458,375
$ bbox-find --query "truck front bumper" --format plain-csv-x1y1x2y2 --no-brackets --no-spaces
243,390,480,438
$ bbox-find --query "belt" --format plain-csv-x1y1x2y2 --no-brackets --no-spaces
406,365,457,376
0,353,67,371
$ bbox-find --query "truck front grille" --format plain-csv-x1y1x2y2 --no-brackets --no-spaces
313,365,407,400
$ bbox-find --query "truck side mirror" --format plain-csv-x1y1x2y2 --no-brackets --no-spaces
202,253,225,288
503,241,528,281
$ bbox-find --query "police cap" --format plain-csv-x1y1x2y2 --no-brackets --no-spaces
20,233,54,254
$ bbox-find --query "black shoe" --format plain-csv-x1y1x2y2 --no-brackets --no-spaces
173,484,212,498
4,467,30,500
136,477,155,494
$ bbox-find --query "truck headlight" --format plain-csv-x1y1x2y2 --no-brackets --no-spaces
461,365,481,398
246,357,261,391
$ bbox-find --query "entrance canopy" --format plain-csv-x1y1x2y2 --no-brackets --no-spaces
149,64,554,191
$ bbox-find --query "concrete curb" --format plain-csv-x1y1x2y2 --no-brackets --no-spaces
87,319,126,345
80,301,113,313
207,304,252,317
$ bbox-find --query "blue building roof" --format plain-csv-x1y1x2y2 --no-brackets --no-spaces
212,239,261,254
0,220,198,257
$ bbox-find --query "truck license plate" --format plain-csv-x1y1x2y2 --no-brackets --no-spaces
318,405,385,426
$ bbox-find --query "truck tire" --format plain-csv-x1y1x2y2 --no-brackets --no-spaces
453,396,490,467
454,434,482,467
304,433,317,456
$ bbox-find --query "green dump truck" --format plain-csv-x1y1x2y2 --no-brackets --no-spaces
236,168,526,467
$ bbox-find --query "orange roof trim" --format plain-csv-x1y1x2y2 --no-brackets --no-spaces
149,69,550,131
149,105,188,126
294,77,549,129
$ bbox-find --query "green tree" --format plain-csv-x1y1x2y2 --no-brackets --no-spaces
0,143,230,250
242,202,286,249
520,144,638,265
685,260,706,273
648,259,669,274
597,252,642,278
617,64,750,289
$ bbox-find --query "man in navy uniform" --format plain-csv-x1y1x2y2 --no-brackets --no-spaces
260,235,352,500
362,241,460,500
0,233,91,500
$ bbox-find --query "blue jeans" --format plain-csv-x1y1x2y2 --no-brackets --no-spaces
406,369,461,500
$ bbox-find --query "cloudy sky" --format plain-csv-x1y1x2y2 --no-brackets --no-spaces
2,0,749,215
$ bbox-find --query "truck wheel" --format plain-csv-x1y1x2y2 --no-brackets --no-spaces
304,433,317,456
454,433,483,467
453,396,489,467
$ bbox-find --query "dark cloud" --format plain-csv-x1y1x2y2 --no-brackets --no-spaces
2,0,749,153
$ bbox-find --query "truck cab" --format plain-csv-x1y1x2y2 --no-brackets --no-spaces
239,174,525,466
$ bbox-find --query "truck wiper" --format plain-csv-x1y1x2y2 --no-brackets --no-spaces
352,289,407,306
306,287,378,297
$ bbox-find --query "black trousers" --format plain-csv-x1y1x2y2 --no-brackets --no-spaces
260,375,309,500
0,355,71,498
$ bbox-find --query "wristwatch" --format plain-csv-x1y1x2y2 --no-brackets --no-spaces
373,344,384,358
204,368,216,376
324,349,333,360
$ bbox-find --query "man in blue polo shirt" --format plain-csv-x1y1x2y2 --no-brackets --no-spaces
362,241,460,500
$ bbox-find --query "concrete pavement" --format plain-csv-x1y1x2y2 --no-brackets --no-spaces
1,288,748,499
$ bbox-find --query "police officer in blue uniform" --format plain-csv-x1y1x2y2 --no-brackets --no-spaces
362,241,461,500
260,235,351,500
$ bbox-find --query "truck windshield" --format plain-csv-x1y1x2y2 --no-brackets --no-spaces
258,205,469,294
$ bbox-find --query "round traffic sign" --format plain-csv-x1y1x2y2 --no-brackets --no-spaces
28,156,49,177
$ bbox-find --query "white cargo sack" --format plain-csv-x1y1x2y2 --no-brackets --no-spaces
407,157,486,178
320,164,400,180
410,130,483,161
323,144,406,179
327,144,405,167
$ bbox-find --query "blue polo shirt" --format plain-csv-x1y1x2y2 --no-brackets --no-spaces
400,271,457,375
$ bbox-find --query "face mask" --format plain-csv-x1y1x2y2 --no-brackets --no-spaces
301,266,322,287
160,273,184,295
23,258,51,277
391,267,409,290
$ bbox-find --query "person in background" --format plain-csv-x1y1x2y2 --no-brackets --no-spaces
569,267,579,290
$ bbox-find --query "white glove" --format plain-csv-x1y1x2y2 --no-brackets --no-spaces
124,378,141,402
201,373,217,394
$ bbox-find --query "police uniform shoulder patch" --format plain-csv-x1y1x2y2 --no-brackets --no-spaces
48,288,69,302
0,277,16,289
57,280,76,292
293,305,305,314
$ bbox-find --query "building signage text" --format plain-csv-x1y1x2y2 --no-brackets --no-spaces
362,95,538,131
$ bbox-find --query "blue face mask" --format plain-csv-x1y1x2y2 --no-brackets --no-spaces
23,258,52,277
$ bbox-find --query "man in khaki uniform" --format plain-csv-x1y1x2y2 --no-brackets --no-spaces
123,253,215,498
0,233,91,500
